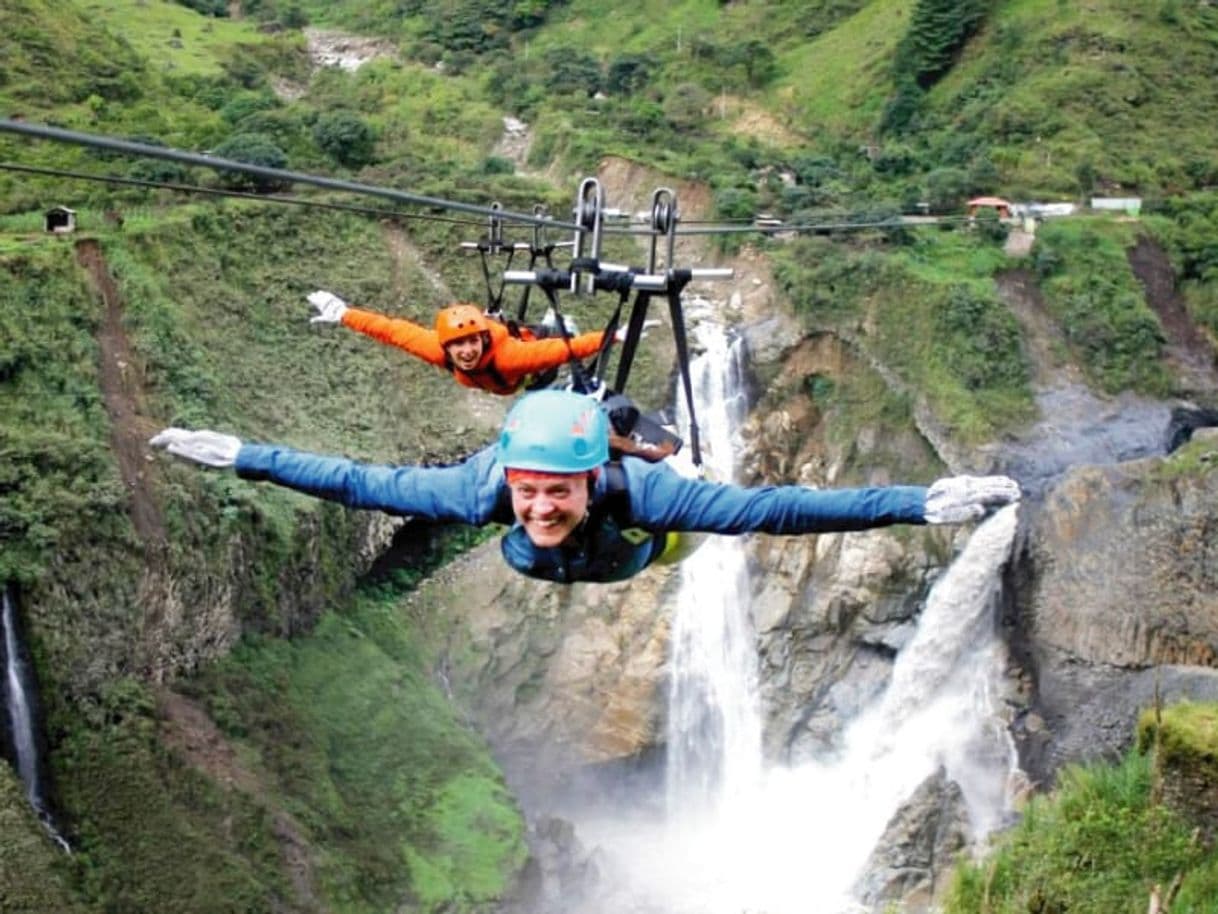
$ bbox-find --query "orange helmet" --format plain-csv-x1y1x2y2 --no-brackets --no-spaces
435,304,490,345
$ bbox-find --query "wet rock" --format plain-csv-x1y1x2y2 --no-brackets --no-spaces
1014,446,1218,783
853,767,969,913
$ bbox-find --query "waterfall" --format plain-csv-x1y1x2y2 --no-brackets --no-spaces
568,314,1018,914
2,583,69,851
665,321,758,817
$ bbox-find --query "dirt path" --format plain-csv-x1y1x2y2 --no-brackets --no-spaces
383,222,456,302
158,689,324,912
1127,236,1218,398
996,268,1084,389
990,267,1172,492
75,240,166,545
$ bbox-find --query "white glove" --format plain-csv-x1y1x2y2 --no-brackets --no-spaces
923,475,1021,524
307,290,348,324
540,308,580,336
149,428,242,468
613,320,661,343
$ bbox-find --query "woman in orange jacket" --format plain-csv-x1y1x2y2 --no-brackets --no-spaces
307,290,609,396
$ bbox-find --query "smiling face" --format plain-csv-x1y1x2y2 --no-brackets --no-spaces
445,333,485,371
507,471,592,547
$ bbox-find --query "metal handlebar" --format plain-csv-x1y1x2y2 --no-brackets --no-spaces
503,267,733,291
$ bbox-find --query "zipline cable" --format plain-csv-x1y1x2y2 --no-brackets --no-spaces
0,120,979,239
0,154,969,240
0,119,580,231
0,161,490,227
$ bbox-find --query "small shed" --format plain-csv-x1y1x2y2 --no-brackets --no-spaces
967,196,1012,219
1091,197,1142,216
44,206,77,234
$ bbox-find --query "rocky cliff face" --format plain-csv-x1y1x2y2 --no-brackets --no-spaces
1010,430,1218,784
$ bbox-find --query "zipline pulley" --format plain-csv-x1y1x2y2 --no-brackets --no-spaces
647,186,678,275
570,177,605,295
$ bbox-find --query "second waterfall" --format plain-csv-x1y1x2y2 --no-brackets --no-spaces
568,312,1019,914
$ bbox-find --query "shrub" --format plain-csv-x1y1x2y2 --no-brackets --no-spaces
209,132,289,192
606,54,651,95
219,92,279,126
312,111,377,168
943,748,1213,914
480,156,514,175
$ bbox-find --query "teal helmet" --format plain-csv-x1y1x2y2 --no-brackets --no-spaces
498,389,610,473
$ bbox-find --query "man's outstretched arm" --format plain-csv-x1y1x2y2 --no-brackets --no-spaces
151,429,503,524
621,459,1019,534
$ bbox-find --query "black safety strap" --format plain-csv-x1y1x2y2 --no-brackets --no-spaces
666,269,701,466
612,290,653,394
539,284,597,394
479,243,517,320
601,461,633,521
591,281,632,385
514,243,556,326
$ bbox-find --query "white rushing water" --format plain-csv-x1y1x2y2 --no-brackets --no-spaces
3,585,69,851
3,586,42,804
573,317,1019,914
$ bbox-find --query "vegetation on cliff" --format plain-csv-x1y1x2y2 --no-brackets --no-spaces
944,703,1218,914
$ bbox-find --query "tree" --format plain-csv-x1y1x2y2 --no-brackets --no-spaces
925,166,970,213
606,54,651,95
542,48,601,96
662,83,711,132
313,111,377,168
894,0,991,89
210,133,290,192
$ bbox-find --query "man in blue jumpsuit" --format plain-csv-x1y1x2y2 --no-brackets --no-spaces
150,389,1020,584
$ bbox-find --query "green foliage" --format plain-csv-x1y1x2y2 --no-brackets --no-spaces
935,283,1024,391
209,132,290,192
894,0,992,91
1143,192,1218,341
1137,701,1218,781
312,110,378,168
0,252,134,585
0,0,149,108
170,0,228,16
0,765,86,913
773,228,1033,443
185,580,525,912
605,54,652,95
53,678,292,914
1033,219,1172,395
542,47,601,96
943,749,1214,914
218,91,279,125
973,206,1009,244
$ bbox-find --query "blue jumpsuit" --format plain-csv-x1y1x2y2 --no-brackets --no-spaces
235,444,929,584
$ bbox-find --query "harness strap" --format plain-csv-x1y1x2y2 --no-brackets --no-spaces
478,244,517,317
612,290,653,394
591,284,631,383
539,284,597,394
666,269,701,466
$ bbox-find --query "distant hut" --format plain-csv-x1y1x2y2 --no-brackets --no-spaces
44,206,77,234
1090,197,1142,216
967,196,1012,219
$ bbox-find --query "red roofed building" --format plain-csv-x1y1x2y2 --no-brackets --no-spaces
967,196,1012,219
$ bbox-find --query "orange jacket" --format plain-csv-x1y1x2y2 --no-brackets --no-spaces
341,308,607,395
